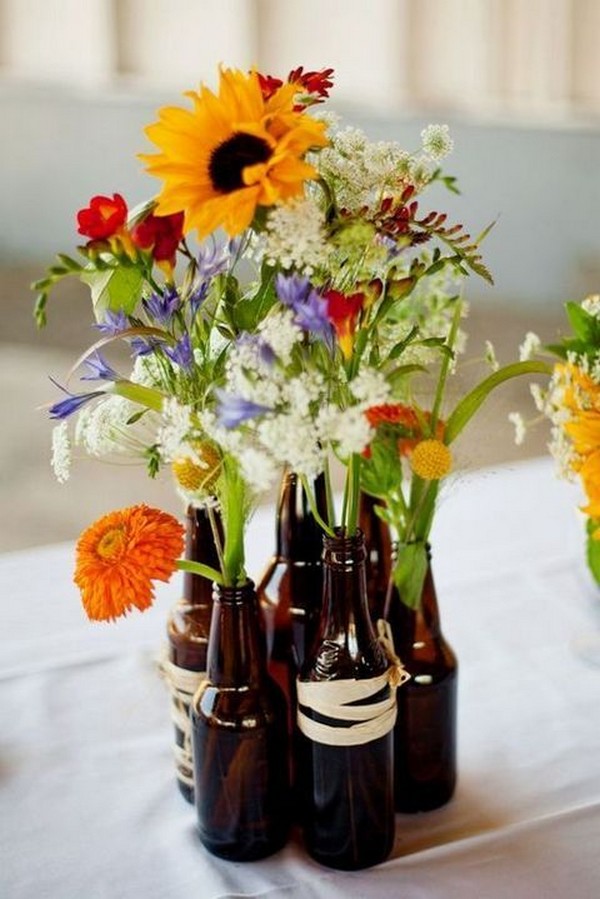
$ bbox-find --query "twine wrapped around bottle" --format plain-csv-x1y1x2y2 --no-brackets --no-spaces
296,620,410,747
158,651,206,788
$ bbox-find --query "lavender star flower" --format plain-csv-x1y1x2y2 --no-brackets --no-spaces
275,273,333,344
189,281,209,317
215,389,271,428
80,350,120,382
94,309,129,336
197,240,230,280
48,379,104,420
275,273,312,308
164,334,193,371
142,288,181,325
129,336,165,357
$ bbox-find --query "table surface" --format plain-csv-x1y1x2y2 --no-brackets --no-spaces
2,458,600,899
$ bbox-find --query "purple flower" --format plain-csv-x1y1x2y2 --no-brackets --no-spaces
129,336,164,357
215,389,270,428
80,351,120,382
165,334,193,371
94,309,129,336
143,288,181,325
48,379,103,420
275,273,333,343
293,292,333,340
197,241,230,280
275,273,312,308
189,281,209,317
236,333,275,366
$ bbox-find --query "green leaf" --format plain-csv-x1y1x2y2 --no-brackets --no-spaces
387,363,427,388
393,541,428,609
388,325,419,360
565,301,597,343
586,519,600,585
445,360,552,444
81,264,144,320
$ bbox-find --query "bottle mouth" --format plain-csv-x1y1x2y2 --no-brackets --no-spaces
322,528,366,566
212,579,256,602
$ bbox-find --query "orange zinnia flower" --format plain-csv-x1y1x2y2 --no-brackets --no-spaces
74,505,185,621
365,403,445,454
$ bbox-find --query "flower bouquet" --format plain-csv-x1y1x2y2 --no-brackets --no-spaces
35,63,548,868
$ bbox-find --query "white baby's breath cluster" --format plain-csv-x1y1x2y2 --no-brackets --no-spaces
264,198,330,275
75,395,153,459
51,422,71,483
519,331,542,362
420,124,454,161
317,126,413,213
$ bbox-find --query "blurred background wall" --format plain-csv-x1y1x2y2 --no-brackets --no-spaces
1,0,598,550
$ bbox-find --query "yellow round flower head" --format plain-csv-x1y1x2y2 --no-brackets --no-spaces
410,439,452,481
140,68,329,239
172,442,221,494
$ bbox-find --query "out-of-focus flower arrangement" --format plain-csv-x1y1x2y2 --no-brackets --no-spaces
35,64,549,615
523,295,600,583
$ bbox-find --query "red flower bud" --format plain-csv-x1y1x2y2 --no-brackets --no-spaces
77,194,128,240
131,210,184,267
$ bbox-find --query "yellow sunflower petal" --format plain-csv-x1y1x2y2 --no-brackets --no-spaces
141,66,329,239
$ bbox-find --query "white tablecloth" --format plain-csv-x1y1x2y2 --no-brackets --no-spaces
1,458,600,898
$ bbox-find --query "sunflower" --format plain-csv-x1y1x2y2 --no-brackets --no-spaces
74,505,185,621
141,68,329,239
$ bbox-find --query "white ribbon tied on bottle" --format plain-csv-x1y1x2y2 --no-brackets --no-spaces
296,620,410,747
158,649,206,788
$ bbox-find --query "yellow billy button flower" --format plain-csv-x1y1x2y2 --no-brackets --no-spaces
171,441,222,494
410,439,452,481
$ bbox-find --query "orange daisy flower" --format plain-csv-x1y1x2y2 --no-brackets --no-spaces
365,403,445,454
74,505,185,621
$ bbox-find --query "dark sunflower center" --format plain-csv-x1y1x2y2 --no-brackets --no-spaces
209,132,272,193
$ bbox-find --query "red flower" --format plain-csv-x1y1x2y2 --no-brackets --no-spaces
288,67,334,103
365,404,445,456
77,193,128,240
257,72,283,101
257,67,334,107
325,289,364,359
131,210,184,270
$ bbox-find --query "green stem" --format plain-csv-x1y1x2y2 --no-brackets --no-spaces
345,453,361,536
301,475,336,537
206,503,226,576
176,560,224,585
323,456,335,528
431,296,462,432
221,460,246,585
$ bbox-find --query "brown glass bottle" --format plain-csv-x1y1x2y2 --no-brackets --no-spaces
359,492,392,623
385,546,458,812
258,471,327,734
190,580,291,861
166,504,222,803
298,530,395,871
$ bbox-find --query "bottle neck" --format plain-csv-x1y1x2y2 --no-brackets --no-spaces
275,471,326,562
320,529,373,636
206,581,266,687
183,505,222,606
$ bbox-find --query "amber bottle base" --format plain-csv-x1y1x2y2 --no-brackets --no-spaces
197,827,288,862
394,779,456,813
